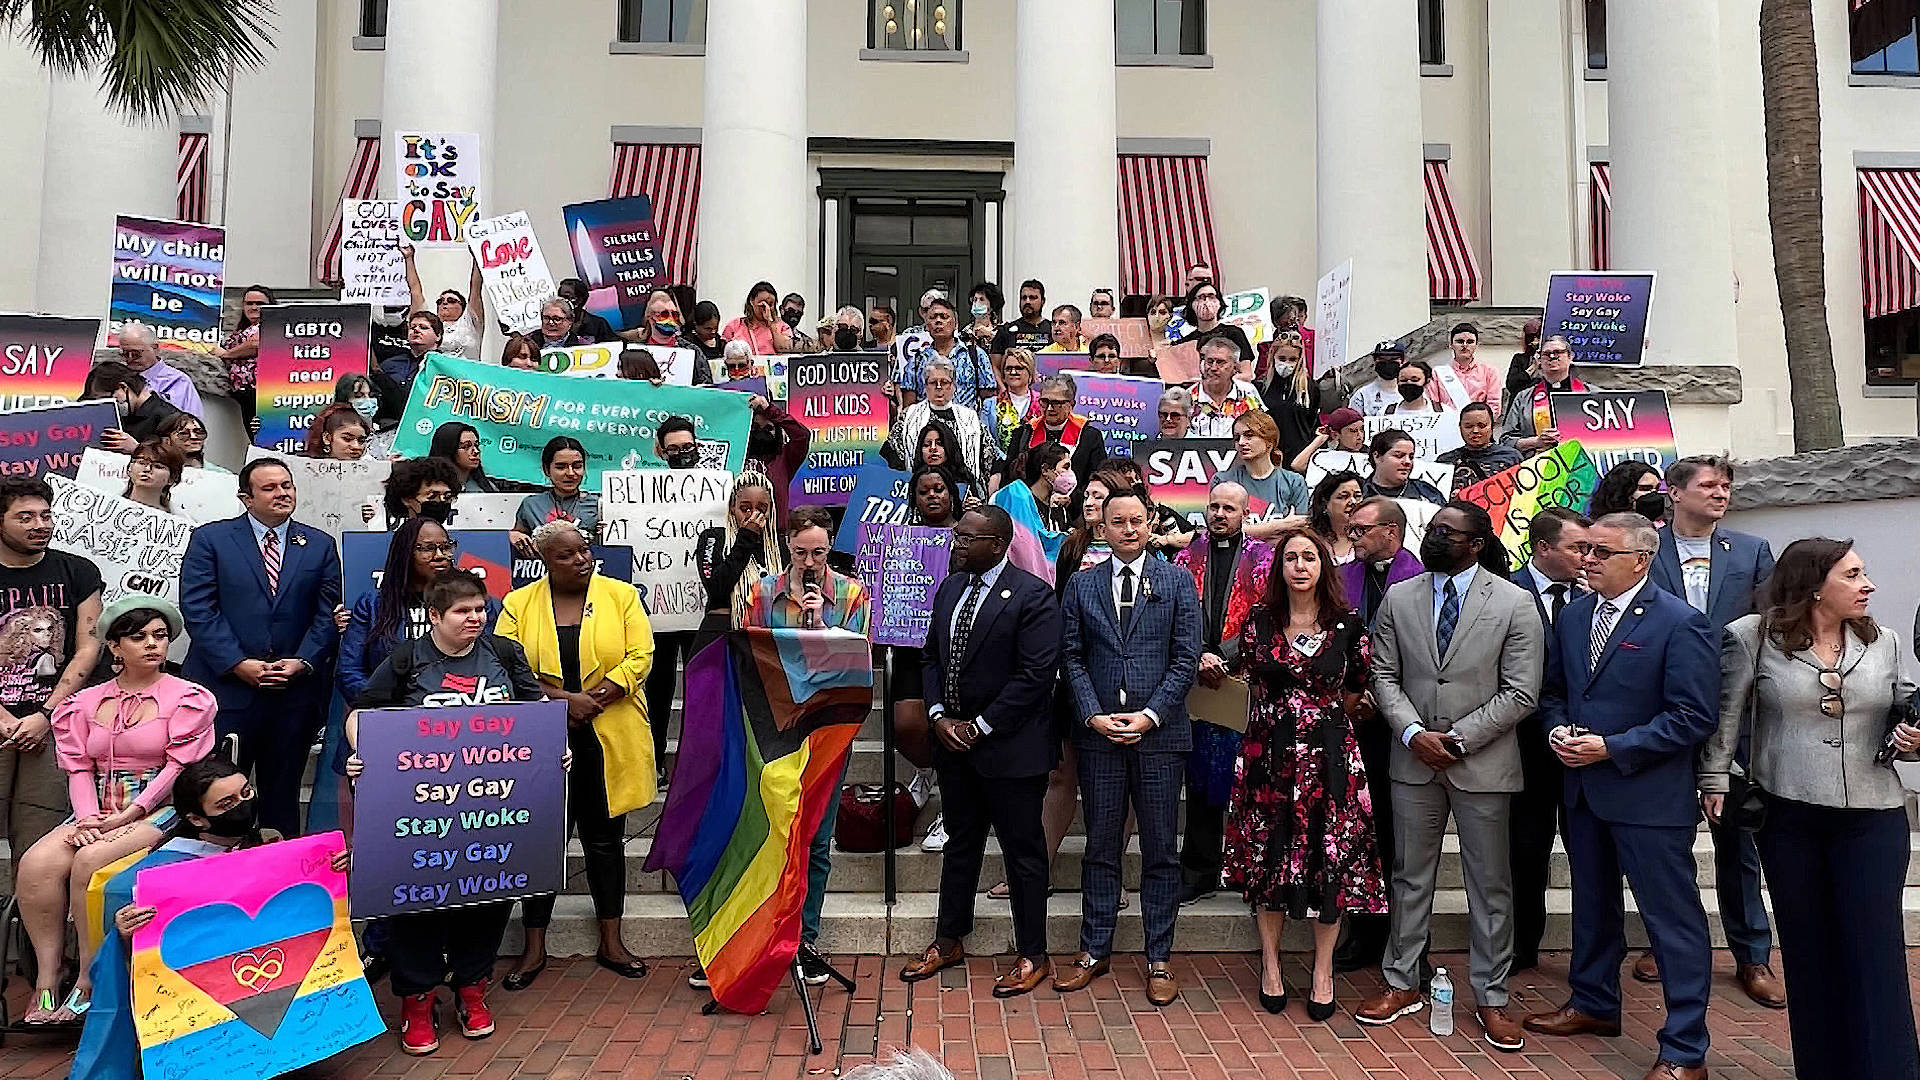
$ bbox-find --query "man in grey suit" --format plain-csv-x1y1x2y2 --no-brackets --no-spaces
1355,501,1544,1053
1056,487,1202,1007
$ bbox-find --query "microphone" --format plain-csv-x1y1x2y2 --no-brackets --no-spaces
803,569,822,630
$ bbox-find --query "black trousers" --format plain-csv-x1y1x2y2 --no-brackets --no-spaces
521,724,627,927
386,901,514,997
217,694,323,837
1180,779,1225,890
1508,716,1564,966
934,760,1049,961
644,630,696,765
1345,716,1396,955
1755,795,1919,1080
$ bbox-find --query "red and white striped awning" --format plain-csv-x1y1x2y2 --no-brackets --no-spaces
1589,162,1612,271
608,142,702,287
313,136,382,286
1118,154,1222,298
1859,168,1920,319
176,133,210,224
1424,160,1482,302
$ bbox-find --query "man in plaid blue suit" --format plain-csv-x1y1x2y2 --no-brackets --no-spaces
1055,488,1202,1007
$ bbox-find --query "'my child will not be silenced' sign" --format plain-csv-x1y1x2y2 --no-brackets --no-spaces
349,701,567,916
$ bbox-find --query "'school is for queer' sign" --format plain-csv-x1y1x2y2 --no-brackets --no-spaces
349,701,567,917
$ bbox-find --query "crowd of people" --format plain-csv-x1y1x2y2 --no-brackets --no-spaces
1,262,1913,1080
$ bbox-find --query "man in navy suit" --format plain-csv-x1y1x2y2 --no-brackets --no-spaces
1523,512,1717,1080
1056,488,1201,1007
1644,455,1782,1007
181,458,342,835
898,507,1062,998
1507,506,1590,970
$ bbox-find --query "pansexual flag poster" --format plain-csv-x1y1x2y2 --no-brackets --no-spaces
1549,389,1676,475
253,303,371,453
1457,440,1602,570
0,314,101,409
131,833,383,1080
109,215,225,352
788,353,889,506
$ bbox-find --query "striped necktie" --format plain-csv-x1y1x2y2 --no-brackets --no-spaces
1589,600,1618,673
262,528,281,595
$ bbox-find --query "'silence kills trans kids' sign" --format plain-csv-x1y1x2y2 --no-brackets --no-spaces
349,701,566,916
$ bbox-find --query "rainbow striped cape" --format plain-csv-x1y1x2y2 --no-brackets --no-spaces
644,627,874,1013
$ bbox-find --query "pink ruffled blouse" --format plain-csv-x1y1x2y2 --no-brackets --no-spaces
52,674,218,818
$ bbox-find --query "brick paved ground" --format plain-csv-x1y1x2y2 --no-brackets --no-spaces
0,950,1832,1079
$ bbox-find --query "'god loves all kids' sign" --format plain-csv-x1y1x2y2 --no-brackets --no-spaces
349,701,567,916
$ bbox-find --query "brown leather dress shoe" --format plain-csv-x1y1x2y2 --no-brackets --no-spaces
1735,962,1786,1009
1523,1003,1623,1038
1641,1059,1707,1080
1145,966,1179,1007
899,941,965,982
1632,951,1661,983
1354,987,1425,1026
1052,952,1110,992
992,958,1051,998
1478,1006,1526,1052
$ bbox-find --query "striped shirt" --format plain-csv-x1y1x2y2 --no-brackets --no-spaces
739,569,873,636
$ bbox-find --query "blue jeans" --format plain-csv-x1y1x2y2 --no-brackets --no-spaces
801,758,852,946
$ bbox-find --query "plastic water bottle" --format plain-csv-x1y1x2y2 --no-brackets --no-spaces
1429,967,1455,1035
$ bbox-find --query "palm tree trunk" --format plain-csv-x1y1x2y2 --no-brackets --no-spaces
1759,0,1844,452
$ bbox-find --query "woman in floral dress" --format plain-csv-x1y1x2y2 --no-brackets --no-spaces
1225,527,1386,1022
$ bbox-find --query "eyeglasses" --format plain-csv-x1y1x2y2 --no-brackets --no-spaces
1346,522,1388,540
1158,411,1187,421
952,533,1000,547
174,426,206,438
437,295,463,306
1040,397,1072,407
1539,348,1571,358
414,541,459,556
1425,523,1466,542
1586,544,1652,562
1815,666,1844,718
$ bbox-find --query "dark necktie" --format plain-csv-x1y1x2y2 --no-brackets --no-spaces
1436,579,1460,656
1590,600,1619,672
945,575,985,707
1117,565,1136,632
1546,583,1569,623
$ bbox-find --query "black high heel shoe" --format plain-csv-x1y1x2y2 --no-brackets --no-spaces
1258,988,1288,1014
1306,990,1337,1022
502,956,547,992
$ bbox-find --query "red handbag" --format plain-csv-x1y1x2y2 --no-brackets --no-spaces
832,782,918,852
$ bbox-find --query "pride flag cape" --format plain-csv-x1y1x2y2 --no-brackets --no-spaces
644,628,874,1013
989,479,1065,587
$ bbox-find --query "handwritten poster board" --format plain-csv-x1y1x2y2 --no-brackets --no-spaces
561,195,664,332
242,450,390,544
1363,411,1463,460
339,200,408,305
1136,438,1238,527
599,468,731,632
539,342,694,385
0,401,118,480
1549,389,1677,474
391,131,481,247
1542,271,1655,367
854,523,953,648
1082,317,1156,359
48,474,192,606
1156,340,1201,384
1313,260,1353,379
467,211,556,334
1456,440,1602,570
349,702,567,916
132,833,383,1080
75,448,238,525
789,353,888,506
0,314,100,408
109,215,224,351
253,303,371,454
1060,370,1162,455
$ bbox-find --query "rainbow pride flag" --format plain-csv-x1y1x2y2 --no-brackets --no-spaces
645,628,874,1013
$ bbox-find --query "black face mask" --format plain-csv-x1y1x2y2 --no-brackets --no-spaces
1375,359,1402,381
781,310,803,329
418,498,454,524
1635,491,1672,523
201,796,259,838
1397,382,1426,402
665,447,701,469
1418,535,1458,572
832,327,861,351
747,426,783,458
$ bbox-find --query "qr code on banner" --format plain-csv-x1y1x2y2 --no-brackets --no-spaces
696,439,729,470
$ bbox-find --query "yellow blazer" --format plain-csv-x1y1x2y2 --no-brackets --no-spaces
497,574,657,815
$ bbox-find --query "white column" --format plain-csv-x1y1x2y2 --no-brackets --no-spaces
220,1,319,286
1007,0,1118,305
36,75,175,320
1607,0,1736,364
697,0,809,312
1316,0,1428,351
380,0,499,316
0,39,50,312
1485,0,1575,304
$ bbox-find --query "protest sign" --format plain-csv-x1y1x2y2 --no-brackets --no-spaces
766,354,792,402
511,545,633,590
600,469,730,631
789,352,888,506
561,195,664,332
349,701,567,916
0,401,118,480
1033,351,1090,380
1136,438,1239,526
131,833,383,1080
394,353,749,486
854,523,953,648
715,375,769,398
539,342,695,385
444,493,522,530
391,131,481,247
243,449,390,543
1062,370,1162,454
0,314,100,408
1303,448,1454,497
341,530,514,607
48,474,192,607
1083,317,1156,359
1313,260,1353,379
340,200,409,305
76,448,237,525
1549,389,1677,473
835,463,913,553
467,211,555,334
1456,440,1602,570
253,303,372,453
1542,271,1655,367
109,215,224,351
1156,340,1201,384
1364,411,1462,460
1220,287,1274,349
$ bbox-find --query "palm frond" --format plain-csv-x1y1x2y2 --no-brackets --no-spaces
1,0,277,122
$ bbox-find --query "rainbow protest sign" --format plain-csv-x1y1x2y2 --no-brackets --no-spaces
108,215,225,352
1548,390,1676,474
253,303,371,453
1136,438,1240,527
789,352,888,506
1456,440,1601,570
0,314,100,408
131,833,383,1080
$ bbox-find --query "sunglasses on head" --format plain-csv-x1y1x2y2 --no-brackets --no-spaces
1817,666,1844,718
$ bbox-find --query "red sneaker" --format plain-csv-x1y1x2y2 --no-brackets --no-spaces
399,992,439,1055
455,979,495,1038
